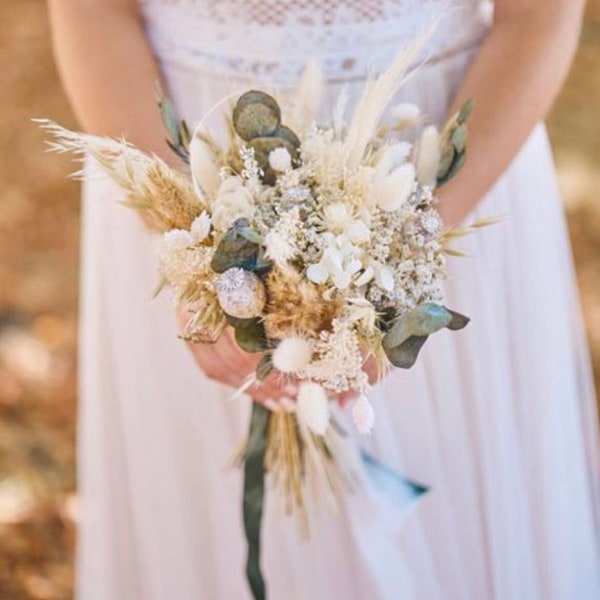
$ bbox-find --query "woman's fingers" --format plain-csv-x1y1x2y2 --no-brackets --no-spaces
183,325,384,412
182,323,297,405
248,373,299,406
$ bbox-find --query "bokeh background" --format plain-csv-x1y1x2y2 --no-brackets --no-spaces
0,2,598,598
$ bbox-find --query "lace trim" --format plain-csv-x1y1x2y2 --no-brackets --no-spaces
140,0,491,83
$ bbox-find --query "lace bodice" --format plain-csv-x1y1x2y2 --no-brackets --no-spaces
140,0,492,84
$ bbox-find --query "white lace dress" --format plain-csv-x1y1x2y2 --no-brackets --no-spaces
77,1,600,598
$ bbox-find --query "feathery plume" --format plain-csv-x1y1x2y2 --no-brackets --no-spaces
343,25,434,168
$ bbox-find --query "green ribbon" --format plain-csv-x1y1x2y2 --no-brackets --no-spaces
243,403,271,600
241,407,427,600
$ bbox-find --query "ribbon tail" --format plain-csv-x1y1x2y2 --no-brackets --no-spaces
243,403,271,600
360,450,429,509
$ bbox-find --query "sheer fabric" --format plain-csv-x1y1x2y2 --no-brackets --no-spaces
76,1,600,598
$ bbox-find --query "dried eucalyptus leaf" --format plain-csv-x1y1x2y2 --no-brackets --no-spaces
437,151,466,186
410,303,453,336
229,317,272,353
451,124,469,153
211,222,261,274
457,98,474,125
445,309,471,331
256,354,275,381
238,227,264,245
383,319,410,349
383,303,452,349
438,143,455,178
233,91,281,141
385,335,429,369
271,125,301,149
248,136,299,185
159,95,181,145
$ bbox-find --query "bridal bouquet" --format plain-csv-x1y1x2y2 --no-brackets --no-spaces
39,33,494,600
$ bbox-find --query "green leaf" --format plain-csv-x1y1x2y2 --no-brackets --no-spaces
445,309,470,331
437,151,466,187
238,227,264,245
383,303,452,350
243,403,271,600
385,335,429,369
437,143,455,179
436,99,473,187
210,221,261,274
451,123,469,154
159,94,181,146
227,316,272,353
457,98,475,125
382,305,470,369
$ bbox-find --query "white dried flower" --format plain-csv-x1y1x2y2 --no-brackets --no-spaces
420,210,442,235
297,382,330,435
391,103,421,123
300,318,367,393
272,337,313,373
158,229,211,285
374,162,415,212
346,297,378,333
354,266,374,287
264,230,296,266
211,177,255,232
323,203,371,243
374,264,395,292
264,207,301,266
416,125,441,187
352,395,375,434
306,241,362,290
190,211,211,243
162,228,193,251
268,147,292,172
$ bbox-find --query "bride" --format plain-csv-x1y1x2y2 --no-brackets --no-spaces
48,0,599,598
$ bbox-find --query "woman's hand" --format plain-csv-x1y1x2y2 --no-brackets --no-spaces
181,324,298,409
181,318,385,410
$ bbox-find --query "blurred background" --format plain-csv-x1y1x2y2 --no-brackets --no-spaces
0,2,598,598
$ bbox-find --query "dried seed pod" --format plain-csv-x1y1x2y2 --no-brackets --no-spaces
233,91,281,141
249,136,300,185
216,267,267,320
271,125,301,150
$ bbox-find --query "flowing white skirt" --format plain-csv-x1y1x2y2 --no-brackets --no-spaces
76,46,600,600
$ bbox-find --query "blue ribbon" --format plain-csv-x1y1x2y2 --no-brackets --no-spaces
360,450,429,509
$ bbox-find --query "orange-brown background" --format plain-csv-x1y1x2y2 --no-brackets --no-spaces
0,2,598,598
